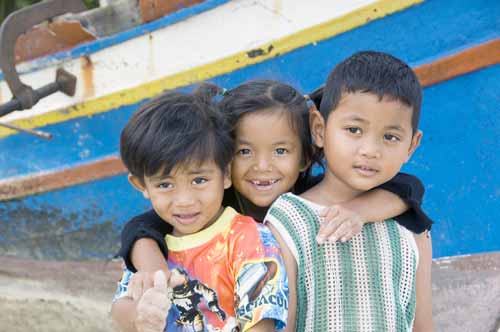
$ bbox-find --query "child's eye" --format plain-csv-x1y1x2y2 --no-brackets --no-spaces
158,182,173,189
275,148,288,155
384,134,401,142
345,127,362,135
236,148,251,156
192,177,208,185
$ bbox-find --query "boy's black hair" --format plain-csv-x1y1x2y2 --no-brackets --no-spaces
317,51,422,131
120,88,233,181
215,79,321,173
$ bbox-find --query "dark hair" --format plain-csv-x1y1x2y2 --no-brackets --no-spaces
318,51,422,132
216,79,319,174
120,88,233,181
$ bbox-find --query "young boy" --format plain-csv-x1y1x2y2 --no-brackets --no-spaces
265,51,433,331
112,90,288,332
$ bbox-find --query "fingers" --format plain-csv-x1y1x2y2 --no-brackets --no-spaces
144,275,154,290
330,220,362,243
318,206,339,220
129,274,144,302
316,206,341,244
168,269,185,288
316,205,364,244
153,270,168,292
135,306,167,332
316,220,340,244
135,281,172,332
139,288,171,312
136,298,169,332
128,272,156,301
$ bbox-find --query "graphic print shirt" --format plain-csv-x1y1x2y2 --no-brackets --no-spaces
114,207,288,332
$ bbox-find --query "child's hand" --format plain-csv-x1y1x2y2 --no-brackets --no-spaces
128,269,171,301
135,270,171,332
316,205,365,244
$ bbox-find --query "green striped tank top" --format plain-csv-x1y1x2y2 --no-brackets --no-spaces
266,193,418,332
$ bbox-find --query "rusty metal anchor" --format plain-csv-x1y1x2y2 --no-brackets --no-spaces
0,0,87,139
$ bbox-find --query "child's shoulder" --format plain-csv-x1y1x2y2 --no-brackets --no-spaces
230,211,279,244
231,211,263,234
268,192,319,215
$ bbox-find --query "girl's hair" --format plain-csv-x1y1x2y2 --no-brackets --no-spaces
198,79,321,192
308,85,324,111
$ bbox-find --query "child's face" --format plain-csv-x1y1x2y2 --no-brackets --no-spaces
231,109,307,207
129,160,231,237
311,92,421,195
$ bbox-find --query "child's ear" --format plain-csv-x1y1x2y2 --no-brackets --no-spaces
309,110,326,148
128,174,150,199
223,164,232,189
406,130,423,161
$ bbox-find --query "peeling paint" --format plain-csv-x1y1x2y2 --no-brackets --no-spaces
0,202,119,260
81,55,95,98
148,34,156,76
247,45,274,58
139,0,207,23
14,20,96,64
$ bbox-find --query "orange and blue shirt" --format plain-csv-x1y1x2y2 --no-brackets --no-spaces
114,207,288,331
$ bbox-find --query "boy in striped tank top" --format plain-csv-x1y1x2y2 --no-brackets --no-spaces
265,51,433,331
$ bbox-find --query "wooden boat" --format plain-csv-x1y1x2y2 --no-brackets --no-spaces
0,0,498,260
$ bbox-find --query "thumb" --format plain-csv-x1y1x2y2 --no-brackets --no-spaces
153,270,168,292
319,205,338,219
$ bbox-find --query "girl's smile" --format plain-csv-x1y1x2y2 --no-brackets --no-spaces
231,108,306,208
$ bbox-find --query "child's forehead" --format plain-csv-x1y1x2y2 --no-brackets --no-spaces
339,91,407,106
150,160,221,179
334,92,413,128
236,108,298,135
238,106,288,122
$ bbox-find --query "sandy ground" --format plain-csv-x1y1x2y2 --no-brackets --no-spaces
0,252,499,332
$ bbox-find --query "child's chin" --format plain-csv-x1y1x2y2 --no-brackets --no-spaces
250,196,276,208
350,179,383,192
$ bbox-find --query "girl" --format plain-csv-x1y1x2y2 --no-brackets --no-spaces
113,79,432,330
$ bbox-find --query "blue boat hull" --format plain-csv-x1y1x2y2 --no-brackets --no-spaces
0,0,498,259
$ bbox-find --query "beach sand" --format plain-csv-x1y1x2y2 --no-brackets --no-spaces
0,257,120,332
0,252,499,332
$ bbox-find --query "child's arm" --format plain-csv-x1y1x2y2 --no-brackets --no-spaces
343,188,407,222
413,231,434,332
128,238,171,300
111,241,170,329
317,173,432,243
119,209,172,272
117,210,172,300
246,319,277,332
267,223,298,332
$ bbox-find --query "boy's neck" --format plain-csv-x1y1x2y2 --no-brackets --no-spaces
301,171,364,206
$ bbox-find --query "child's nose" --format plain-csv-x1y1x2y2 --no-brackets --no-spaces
252,155,273,172
174,188,195,206
358,139,382,159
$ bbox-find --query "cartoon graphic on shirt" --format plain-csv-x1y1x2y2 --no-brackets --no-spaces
235,261,277,309
169,268,235,332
